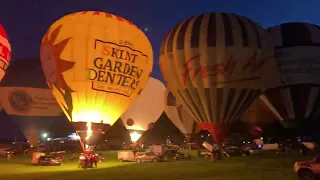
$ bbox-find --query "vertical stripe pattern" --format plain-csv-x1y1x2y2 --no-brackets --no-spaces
261,22,320,126
263,85,320,124
159,11,275,138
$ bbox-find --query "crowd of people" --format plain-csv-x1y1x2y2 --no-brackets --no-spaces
78,152,99,169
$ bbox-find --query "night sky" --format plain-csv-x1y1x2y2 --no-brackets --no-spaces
0,0,319,140
1,0,320,81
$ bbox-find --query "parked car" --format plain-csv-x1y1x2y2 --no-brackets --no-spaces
223,146,242,157
38,155,61,166
0,148,15,156
241,147,261,156
293,155,320,180
135,152,162,163
161,149,191,161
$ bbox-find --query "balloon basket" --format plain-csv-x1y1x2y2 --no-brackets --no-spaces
76,130,103,152
73,122,110,152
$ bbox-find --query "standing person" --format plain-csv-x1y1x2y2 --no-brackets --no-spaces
84,154,88,169
93,154,98,168
7,152,12,161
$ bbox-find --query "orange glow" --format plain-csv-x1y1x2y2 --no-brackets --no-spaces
130,132,142,143
40,11,153,127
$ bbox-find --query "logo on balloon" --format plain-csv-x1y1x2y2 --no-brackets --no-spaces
8,90,33,113
87,40,148,97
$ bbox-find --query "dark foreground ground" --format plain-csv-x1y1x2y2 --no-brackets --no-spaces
0,151,311,180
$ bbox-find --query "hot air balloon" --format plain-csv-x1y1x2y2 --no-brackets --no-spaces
121,77,165,143
40,11,153,151
241,97,278,125
0,24,11,81
260,22,320,128
159,12,280,148
0,58,63,148
241,97,278,138
164,89,199,149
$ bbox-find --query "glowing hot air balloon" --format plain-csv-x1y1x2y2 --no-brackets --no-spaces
259,22,320,128
0,58,63,147
0,24,11,81
160,12,280,147
121,77,165,143
40,11,153,151
164,89,199,148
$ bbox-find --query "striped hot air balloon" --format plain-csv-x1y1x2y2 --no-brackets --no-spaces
0,24,11,82
159,12,280,146
164,89,199,146
260,22,320,128
0,58,63,147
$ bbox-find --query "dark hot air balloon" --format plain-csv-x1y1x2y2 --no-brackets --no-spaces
0,58,63,148
261,22,320,129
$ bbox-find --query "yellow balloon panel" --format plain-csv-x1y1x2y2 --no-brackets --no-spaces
40,11,153,125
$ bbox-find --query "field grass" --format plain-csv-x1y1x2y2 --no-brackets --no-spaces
0,151,311,180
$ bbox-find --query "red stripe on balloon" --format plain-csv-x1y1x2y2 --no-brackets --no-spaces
105,13,113,18
93,11,100,15
78,11,139,30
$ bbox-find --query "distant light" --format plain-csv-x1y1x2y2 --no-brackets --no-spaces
68,133,80,140
60,141,64,143
247,141,250,144
261,137,264,140
208,134,210,136
123,142,125,144
42,133,48,138
47,138,51,141
184,140,186,143
144,27,148,32
105,140,108,142
243,141,245,144
201,135,204,138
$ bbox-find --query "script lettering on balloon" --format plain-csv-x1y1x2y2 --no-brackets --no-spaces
88,40,148,97
181,54,237,86
181,52,266,86
242,52,265,73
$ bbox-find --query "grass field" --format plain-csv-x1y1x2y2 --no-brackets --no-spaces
0,151,310,180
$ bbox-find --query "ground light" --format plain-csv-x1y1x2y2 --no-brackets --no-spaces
42,133,48,138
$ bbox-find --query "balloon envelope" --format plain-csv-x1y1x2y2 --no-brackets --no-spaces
164,88,198,141
0,24,11,81
241,97,278,125
121,77,165,141
262,22,320,127
0,58,62,146
40,11,153,131
159,12,279,145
